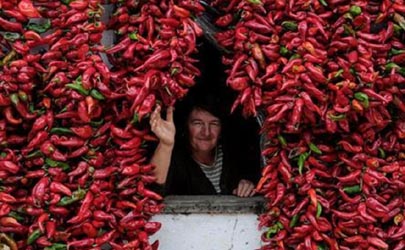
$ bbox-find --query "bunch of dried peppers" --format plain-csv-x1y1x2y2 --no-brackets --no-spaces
212,0,405,249
0,0,203,249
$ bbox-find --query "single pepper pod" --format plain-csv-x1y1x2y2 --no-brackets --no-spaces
26,19,51,33
66,79,89,96
354,92,369,108
27,229,42,245
90,89,105,100
298,152,310,175
281,21,298,31
308,143,322,154
343,185,361,194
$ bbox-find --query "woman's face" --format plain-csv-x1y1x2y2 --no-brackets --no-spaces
187,108,221,154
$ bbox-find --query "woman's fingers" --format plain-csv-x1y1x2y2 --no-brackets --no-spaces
242,183,252,197
166,106,174,122
236,180,255,197
247,186,256,197
237,182,245,197
150,105,162,133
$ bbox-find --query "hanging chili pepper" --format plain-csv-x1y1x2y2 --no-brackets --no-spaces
0,17,23,32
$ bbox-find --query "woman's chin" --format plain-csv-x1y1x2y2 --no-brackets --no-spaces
195,144,215,153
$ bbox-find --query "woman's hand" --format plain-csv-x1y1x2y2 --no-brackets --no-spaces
233,179,256,197
150,105,176,147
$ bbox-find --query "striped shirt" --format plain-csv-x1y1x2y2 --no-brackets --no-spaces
196,145,223,194
197,146,223,193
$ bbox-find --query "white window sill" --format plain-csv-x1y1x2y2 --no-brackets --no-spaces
162,195,265,214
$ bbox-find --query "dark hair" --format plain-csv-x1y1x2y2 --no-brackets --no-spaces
186,92,225,122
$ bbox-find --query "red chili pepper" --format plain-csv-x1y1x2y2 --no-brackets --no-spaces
9,93,36,119
87,152,105,167
0,94,11,107
76,100,90,123
67,145,88,159
227,77,249,91
123,239,140,249
367,236,388,249
271,183,286,206
65,12,88,27
393,241,405,250
176,73,196,87
362,173,379,190
76,191,93,216
290,197,309,217
266,102,293,123
135,50,171,72
36,213,49,233
68,238,95,248
3,107,23,125
0,217,22,228
0,17,23,32
93,167,118,179
286,98,304,131
68,210,91,224
35,236,52,247
366,168,391,184
158,17,179,27
120,167,140,182
68,0,89,10
0,204,11,217
3,9,28,22
337,140,362,153
305,62,327,83
80,222,97,238
32,177,50,203
121,163,141,176
303,83,327,102
277,161,292,184
357,202,377,223
0,161,20,174
93,210,115,222
18,0,41,18
144,222,161,234
41,220,55,239
95,230,116,246
50,149,67,162
24,206,44,216
172,4,190,18
123,219,146,230
281,58,302,74
50,181,72,196
105,36,131,54
213,13,232,27
93,62,110,82
336,169,361,183
0,226,27,234
390,223,405,240
119,188,138,197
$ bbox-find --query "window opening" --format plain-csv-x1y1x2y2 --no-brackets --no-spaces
147,38,263,200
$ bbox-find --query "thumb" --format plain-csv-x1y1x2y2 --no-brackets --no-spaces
166,106,174,122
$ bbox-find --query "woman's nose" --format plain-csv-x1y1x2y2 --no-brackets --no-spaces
201,125,210,136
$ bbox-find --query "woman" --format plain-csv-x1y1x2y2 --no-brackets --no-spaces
149,96,257,197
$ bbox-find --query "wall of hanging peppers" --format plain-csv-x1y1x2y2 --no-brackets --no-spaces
1,0,405,249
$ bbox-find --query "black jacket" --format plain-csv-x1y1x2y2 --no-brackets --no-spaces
161,136,260,195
